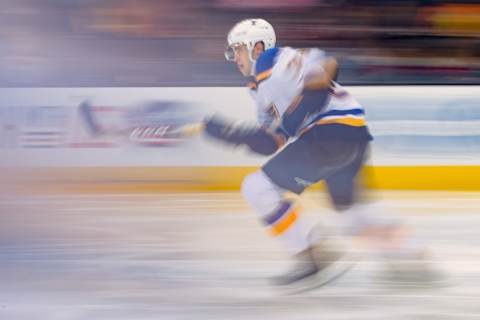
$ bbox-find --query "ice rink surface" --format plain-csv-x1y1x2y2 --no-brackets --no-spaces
1,191,479,320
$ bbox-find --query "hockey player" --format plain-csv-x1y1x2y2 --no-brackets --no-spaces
202,19,440,288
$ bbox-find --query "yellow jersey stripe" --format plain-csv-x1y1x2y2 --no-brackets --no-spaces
315,116,366,127
256,69,273,82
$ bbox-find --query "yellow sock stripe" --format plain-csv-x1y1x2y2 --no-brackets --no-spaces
269,210,298,236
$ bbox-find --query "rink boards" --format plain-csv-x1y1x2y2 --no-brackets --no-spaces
3,165,480,193
1,86,479,192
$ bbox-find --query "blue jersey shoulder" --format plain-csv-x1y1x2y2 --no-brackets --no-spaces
255,47,280,76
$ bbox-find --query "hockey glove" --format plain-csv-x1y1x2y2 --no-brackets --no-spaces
204,116,283,156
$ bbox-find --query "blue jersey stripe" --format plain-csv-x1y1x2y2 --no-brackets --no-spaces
303,108,366,131
308,108,364,123
316,108,364,119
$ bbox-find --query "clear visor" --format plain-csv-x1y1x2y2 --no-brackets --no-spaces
224,43,247,61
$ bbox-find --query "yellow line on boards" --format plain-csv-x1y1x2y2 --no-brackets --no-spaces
2,166,479,193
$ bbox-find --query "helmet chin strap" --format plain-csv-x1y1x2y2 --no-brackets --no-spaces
249,60,256,76
248,48,257,76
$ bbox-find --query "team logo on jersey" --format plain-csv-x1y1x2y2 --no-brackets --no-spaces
294,177,314,188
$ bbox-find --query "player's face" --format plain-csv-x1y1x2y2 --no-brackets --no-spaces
232,44,252,76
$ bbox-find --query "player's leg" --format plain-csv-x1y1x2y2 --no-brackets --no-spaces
325,142,407,243
241,170,322,285
244,137,361,287
241,170,312,255
325,144,446,285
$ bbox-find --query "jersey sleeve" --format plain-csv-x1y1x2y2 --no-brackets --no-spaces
257,48,331,138
252,88,279,129
303,48,327,69
254,48,306,128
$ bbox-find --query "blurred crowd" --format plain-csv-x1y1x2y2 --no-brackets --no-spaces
0,0,479,86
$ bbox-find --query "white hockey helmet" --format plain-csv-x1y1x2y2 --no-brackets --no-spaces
224,18,276,62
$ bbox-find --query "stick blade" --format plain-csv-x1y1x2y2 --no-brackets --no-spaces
78,101,102,136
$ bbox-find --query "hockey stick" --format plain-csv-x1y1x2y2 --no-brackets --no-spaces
78,101,104,136
77,100,204,142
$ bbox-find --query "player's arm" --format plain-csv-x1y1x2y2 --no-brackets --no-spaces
303,56,338,90
203,116,286,156
277,53,337,137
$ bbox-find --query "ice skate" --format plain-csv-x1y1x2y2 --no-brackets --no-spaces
376,250,449,288
272,249,319,286
274,239,359,293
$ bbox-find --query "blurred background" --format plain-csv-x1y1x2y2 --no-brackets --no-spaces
1,0,479,87
1,2,480,320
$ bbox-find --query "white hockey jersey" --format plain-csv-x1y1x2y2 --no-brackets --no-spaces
250,47,371,141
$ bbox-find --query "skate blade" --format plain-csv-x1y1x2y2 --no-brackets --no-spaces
282,251,362,295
